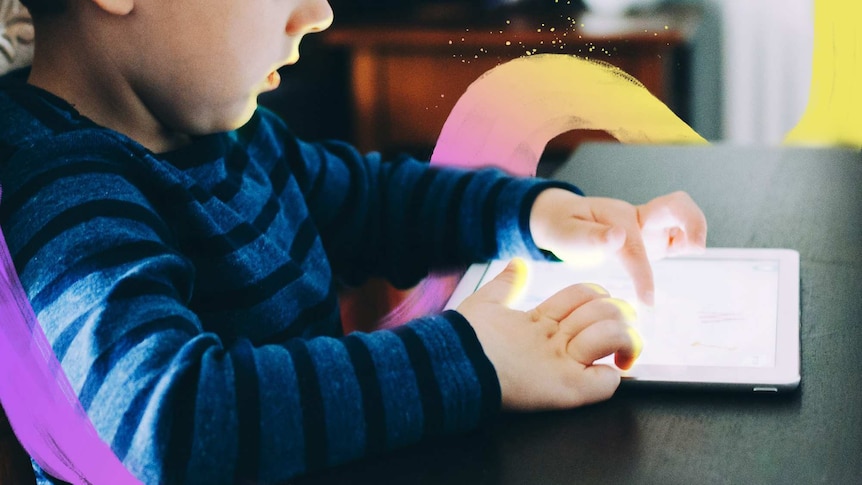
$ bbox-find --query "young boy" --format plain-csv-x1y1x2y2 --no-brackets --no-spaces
0,0,707,483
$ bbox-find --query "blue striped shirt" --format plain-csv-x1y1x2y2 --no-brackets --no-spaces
0,69,577,484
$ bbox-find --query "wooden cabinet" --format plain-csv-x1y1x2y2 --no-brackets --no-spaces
323,6,699,156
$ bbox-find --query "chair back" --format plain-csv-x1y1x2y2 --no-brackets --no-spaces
1,0,34,73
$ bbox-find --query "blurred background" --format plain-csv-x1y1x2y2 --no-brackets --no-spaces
259,0,814,159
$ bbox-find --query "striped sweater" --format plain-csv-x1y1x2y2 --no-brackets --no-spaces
0,69,577,484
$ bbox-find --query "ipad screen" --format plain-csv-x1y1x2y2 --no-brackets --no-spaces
479,257,781,369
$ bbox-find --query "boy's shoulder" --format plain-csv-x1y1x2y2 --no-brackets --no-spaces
0,68,131,157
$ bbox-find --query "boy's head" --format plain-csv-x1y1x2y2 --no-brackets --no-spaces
24,0,334,152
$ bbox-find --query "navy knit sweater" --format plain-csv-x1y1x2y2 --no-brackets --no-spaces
0,69,577,484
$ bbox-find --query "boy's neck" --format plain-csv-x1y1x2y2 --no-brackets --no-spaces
26,21,191,154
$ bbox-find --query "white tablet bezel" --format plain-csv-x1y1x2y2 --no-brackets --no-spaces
445,248,800,392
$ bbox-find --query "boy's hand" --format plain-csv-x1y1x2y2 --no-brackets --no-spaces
529,188,708,306
457,258,642,411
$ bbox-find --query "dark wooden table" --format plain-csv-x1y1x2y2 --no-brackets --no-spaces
297,144,862,484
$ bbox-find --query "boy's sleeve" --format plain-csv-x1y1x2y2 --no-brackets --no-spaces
1,147,499,484
283,132,582,289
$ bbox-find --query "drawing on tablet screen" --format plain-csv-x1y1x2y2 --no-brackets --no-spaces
698,312,746,323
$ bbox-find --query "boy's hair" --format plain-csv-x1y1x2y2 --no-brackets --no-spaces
19,0,66,17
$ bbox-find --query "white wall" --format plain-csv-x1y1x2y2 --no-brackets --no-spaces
717,0,813,144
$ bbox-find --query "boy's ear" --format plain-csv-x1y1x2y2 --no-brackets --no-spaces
90,0,134,15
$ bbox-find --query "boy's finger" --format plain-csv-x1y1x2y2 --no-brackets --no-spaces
474,257,529,306
617,231,656,306
653,191,708,250
667,227,686,254
573,364,623,405
567,319,641,367
614,326,644,370
672,192,708,248
531,283,610,323
557,297,637,340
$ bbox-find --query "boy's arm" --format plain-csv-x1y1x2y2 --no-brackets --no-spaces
283,128,580,288
0,151,498,484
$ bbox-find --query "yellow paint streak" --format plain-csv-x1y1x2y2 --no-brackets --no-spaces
432,54,706,175
785,0,862,147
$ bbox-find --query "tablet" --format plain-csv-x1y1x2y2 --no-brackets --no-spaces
445,248,800,392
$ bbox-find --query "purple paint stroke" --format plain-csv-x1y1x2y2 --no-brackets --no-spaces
0,190,141,484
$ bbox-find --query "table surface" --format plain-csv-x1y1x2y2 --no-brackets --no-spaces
297,144,862,485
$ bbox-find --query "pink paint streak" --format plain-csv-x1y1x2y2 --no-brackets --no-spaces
0,188,140,484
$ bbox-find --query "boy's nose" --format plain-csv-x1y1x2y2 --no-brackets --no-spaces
287,0,334,36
